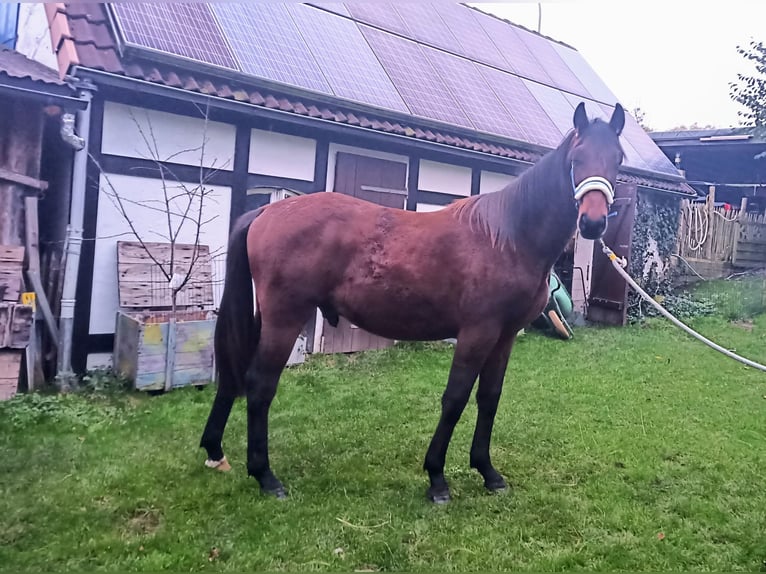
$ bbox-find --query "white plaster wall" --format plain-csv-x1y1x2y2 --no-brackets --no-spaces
14,4,58,71
249,129,316,181
416,203,444,213
89,173,232,334
418,159,471,197
86,353,113,371
101,102,236,170
480,170,516,195
325,143,409,193
641,236,667,280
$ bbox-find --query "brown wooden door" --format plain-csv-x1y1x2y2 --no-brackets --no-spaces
321,153,408,354
587,183,637,326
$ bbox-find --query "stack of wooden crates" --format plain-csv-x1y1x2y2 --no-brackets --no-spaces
0,246,33,400
113,241,217,392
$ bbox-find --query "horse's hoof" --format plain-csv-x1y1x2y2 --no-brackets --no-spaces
262,485,288,500
485,477,508,493
427,488,451,505
204,456,231,472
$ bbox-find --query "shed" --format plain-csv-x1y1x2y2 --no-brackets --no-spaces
651,128,766,277
16,2,693,372
651,128,766,210
0,45,87,395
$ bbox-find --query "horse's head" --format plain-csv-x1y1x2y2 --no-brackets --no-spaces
568,102,625,240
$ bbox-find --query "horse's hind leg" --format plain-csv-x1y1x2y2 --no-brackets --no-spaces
200,391,235,470
245,320,305,499
423,327,498,504
470,334,515,492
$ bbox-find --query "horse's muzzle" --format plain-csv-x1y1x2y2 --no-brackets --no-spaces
579,213,607,240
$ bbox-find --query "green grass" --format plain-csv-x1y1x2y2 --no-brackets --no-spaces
3,316,766,571
690,277,766,320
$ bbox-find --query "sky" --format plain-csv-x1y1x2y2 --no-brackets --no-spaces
474,1,765,131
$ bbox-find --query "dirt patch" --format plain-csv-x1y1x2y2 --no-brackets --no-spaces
732,320,754,331
124,507,162,537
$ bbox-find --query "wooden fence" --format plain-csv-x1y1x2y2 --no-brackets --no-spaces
676,197,766,279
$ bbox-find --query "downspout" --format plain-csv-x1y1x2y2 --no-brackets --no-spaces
56,78,96,389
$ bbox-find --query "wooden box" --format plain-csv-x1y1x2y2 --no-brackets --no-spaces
0,350,21,400
114,310,215,392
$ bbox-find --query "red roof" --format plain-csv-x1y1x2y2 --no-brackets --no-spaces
49,3,692,194
0,46,67,86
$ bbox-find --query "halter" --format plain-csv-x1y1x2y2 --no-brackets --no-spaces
570,162,615,205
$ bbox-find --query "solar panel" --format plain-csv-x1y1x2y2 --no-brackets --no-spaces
553,44,618,104
478,65,561,148
433,4,509,71
211,4,330,94
471,10,554,87
425,48,527,140
614,108,680,175
393,4,461,54
522,80,574,138
360,26,472,128
112,3,235,69
346,3,410,36
286,4,408,112
307,2,351,17
514,27,591,99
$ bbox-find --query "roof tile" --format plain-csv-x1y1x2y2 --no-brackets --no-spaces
0,46,67,86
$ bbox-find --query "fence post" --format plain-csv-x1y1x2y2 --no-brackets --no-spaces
705,186,715,260
732,197,748,266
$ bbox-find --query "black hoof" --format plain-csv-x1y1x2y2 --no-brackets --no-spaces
485,477,508,493
262,485,288,500
427,487,451,505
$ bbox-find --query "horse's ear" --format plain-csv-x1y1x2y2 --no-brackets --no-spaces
609,103,625,136
573,102,588,135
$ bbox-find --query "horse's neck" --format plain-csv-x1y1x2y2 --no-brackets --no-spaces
505,154,578,271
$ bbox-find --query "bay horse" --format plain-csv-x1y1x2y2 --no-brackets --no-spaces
200,102,625,503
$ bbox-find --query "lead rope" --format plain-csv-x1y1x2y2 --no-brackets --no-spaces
599,239,766,372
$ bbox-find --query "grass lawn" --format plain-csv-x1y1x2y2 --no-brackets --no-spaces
2,316,766,571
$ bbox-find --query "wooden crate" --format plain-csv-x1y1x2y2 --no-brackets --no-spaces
114,311,216,392
0,350,21,400
0,245,24,303
117,241,214,308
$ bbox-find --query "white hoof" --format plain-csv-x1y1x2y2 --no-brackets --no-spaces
204,456,231,472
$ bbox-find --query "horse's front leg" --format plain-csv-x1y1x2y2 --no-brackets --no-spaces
423,327,498,504
470,333,516,492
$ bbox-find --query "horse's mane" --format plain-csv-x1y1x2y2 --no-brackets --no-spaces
447,131,576,249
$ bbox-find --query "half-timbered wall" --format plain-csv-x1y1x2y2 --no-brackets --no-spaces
89,172,232,335
480,170,516,194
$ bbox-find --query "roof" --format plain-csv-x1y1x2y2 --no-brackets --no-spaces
651,127,766,191
0,45,67,86
47,3,692,194
0,44,87,109
651,127,766,146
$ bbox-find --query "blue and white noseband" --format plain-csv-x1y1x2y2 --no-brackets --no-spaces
570,162,615,205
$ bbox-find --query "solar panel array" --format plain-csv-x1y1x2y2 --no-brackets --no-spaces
110,2,677,175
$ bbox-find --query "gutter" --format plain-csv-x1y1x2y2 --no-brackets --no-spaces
0,81,89,109
56,77,96,388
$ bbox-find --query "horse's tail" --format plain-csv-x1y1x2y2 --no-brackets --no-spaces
215,208,265,397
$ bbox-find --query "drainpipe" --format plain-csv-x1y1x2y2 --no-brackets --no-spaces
56,78,96,389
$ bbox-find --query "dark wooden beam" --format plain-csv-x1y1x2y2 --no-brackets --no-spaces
407,156,420,211
0,168,48,192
